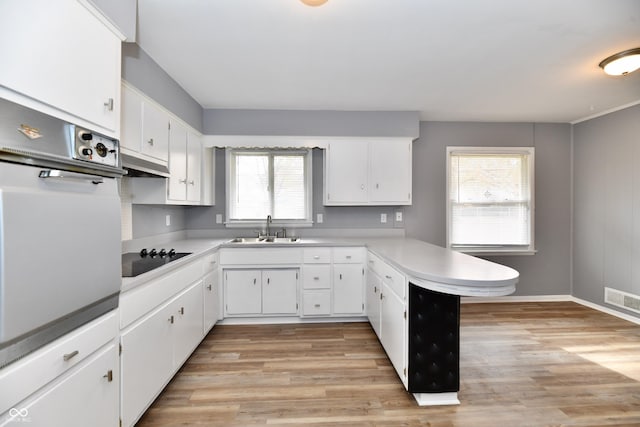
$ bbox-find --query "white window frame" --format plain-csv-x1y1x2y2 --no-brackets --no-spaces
225,148,313,228
446,146,536,255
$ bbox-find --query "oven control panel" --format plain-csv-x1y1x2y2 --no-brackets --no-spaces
71,126,119,168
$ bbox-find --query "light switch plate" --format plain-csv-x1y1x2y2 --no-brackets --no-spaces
381,213,387,223
396,211,403,222
317,213,324,223
165,214,171,226
216,214,223,224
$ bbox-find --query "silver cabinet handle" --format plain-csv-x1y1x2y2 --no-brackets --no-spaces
314,304,321,308
189,180,195,185
339,273,343,280
253,278,257,285
147,138,154,146
313,276,320,280
103,370,113,382
179,307,184,315
374,286,377,293
385,275,392,280
346,255,352,259
368,260,374,264
207,284,212,291
168,315,174,324
313,255,320,260
267,278,270,284
179,178,187,184
104,98,114,111
63,350,79,361
39,169,103,184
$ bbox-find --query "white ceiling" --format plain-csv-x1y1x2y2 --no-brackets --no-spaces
136,0,640,123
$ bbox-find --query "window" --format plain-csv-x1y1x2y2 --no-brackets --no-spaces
447,147,535,254
226,149,312,226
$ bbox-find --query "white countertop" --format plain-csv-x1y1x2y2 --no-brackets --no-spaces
121,237,518,297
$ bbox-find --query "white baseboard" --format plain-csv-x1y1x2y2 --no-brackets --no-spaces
570,296,640,326
461,294,640,326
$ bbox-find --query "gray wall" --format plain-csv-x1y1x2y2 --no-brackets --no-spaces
122,43,203,132
203,109,419,138
573,104,640,317
404,122,572,297
132,205,187,239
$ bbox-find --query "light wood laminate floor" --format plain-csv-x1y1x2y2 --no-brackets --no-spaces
137,302,640,426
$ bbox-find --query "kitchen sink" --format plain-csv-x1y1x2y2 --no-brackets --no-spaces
228,236,300,244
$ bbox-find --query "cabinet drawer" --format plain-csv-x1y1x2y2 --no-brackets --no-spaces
302,291,331,316
332,247,365,264
367,252,385,277
302,265,331,289
0,310,117,416
202,251,218,273
381,264,406,299
303,248,331,264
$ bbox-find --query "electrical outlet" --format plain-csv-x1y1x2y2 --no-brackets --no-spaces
381,213,387,223
216,214,223,224
165,214,171,226
317,213,324,223
396,211,403,222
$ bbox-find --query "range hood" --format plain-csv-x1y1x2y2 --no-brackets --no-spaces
120,151,170,177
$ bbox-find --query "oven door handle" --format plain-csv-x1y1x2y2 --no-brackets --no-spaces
38,169,103,184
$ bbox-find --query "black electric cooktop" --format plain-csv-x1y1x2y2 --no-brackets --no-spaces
122,248,191,277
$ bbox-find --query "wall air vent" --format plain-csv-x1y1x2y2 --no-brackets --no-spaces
605,287,640,314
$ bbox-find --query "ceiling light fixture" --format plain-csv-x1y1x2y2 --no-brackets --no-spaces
300,0,328,6
599,47,640,76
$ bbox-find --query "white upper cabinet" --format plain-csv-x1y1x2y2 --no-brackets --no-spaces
186,131,202,203
369,140,412,204
324,140,369,204
324,138,413,206
168,121,189,201
121,83,170,164
168,122,202,203
0,0,122,135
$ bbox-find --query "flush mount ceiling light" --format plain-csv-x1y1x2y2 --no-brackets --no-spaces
599,47,640,76
300,0,328,6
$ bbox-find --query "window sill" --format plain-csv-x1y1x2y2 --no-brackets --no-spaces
452,248,537,256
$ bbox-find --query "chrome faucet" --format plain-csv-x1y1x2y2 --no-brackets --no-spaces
266,214,272,237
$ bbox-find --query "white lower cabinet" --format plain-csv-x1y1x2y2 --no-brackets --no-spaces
0,311,119,427
302,290,331,316
366,266,382,338
224,269,298,316
332,263,365,315
380,281,407,386
203,267,220,334
120,281,204,427
368,251,408,388
225,270,262,315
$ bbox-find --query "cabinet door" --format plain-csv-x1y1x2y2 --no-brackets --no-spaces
369,140,412,204
225,270,262,315
262,270,298,315
120,85,142,152
203,270,219,333
366,268,382,338
141,101,169,161
333,264,365,314
186,132,202,203
120,304,174,427
3,344,119,427
173,282,204,366
168,120,188,201
0,0,120,133
324,141,368,204
381,282,407,386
